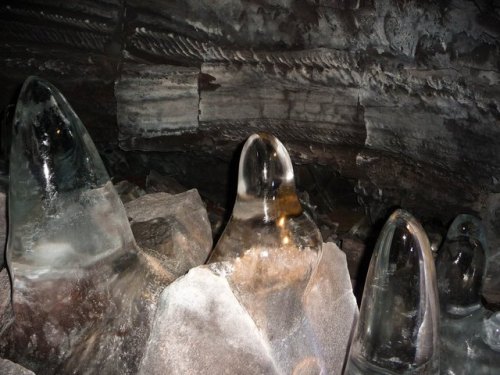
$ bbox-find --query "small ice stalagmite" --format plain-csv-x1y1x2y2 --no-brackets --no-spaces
1,77,171,374
436,215,499,374
345,209,439,374
436,215,487,317
139,133,358,375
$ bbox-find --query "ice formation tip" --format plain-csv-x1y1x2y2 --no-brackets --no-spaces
209,132,321,263
235,132,301,222
8,76,134,274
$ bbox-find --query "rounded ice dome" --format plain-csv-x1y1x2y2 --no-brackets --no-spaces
234,132,302,222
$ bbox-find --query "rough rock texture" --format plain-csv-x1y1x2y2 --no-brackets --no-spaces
0,0,499,292
115,64,199,140
125,190,212,277
0,192,6,270
481,193,500,308
114,180,146,203
139,242,358,375
0,358,36,375
145,170,187,195
0,269,13,335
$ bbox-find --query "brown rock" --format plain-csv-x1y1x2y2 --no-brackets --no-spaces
125,190,212,276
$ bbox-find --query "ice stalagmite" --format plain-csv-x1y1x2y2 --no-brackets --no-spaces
2,77,172,374
8,76,136,282
436,215,487,317
210,132,324,372
345,209,439,374
139,133,358,375
436,215,499,374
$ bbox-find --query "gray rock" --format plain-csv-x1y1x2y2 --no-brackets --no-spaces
0,268,13,335
0,358,35,375
0,192,5,270
115,63,200,143
145,170,187,195
0,1,498,250
139,242,358,374
114,180,146,203
341,237,368,282
481,193,500,308
125,190,212,276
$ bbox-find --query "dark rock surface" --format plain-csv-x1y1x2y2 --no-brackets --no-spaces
0,192,6,270
0,269,13,335
124,190,213,277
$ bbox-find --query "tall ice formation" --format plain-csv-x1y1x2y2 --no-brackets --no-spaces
2,77,171,374
345,209,439,374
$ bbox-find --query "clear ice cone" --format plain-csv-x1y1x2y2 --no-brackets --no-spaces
436,214,487,316
345,209,439,374
206,133,335,374
8,76,136,278
4,76,141,372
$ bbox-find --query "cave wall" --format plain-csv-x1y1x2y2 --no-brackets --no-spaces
0,0,500,296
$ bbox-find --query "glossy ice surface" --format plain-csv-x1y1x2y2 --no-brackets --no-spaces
8,76,136,278
437,215,499,374
163,133,357,374
209,133,325,372
345,209,439,374
436,215,487,316
3,77,170,374
482,312,500,352
209,132,321,262
440,309,500,374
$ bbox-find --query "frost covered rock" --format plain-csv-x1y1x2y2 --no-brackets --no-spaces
125,190,212,276
139,266,279,375
139,242,358,375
